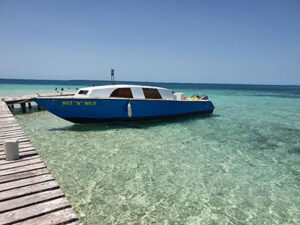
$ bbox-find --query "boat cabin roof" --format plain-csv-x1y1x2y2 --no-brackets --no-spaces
74,84,174,100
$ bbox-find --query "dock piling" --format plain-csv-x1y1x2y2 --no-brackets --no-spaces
20,103,26,113
4,139,19,161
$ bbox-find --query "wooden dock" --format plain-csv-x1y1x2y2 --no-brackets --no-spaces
2,92,75,113
2,92,75,105
0,100,80,225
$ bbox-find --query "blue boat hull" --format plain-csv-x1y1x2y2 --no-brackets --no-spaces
34,98,214,123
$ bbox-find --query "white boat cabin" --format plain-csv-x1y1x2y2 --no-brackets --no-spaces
74,85,176,100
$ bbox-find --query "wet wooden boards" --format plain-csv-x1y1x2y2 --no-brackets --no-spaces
0,101,80,225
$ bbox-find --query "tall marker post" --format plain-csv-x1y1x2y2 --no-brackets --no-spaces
111,69,115,85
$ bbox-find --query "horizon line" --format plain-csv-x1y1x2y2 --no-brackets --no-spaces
0,77,299,87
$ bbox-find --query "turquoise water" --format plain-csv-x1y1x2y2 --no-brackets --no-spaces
1,84,299,224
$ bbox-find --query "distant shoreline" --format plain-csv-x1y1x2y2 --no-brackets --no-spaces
0,78,299,87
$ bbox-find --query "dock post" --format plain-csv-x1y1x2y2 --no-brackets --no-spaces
11,104,14,109
4,139,19,161
38,105,42,111
28,102,32,109
20,103,26,113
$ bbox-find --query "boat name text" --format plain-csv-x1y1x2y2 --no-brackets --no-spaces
62,101,96,106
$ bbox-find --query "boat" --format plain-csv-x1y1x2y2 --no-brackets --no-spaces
34,85,214,123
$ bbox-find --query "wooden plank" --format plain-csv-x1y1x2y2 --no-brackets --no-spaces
0,146,36,155
0,128,23,133
0,144,34,152
0,128,24,132
66,221,82,225
0,197,71,225
0,138,31,147
0,129,24,134
0,125,22,129
0,140,31,147
0,113,14,119
0,118,17,121
0,141,32,150
0,136,29,141
0,126,23,130
14,208,80,225
0,124,20,128
0,147,34,154
0,155,39,165
0,136,27,140
0,134,27,139
0,137,30,143
0,123,19,127
0,120,18,124
0,138,28,143
0,174,54,192
0,168,49,183
0,150,38,160
0,189,65,213
0,118,15,121
0,129,25,134
0,131,25,136
0,119,18,123
0,143,33,149
0,157,42,170
0,150,37,158
0,162,45,176
0,180,59,201
0,114,14,117
0,132,24,136
18,150,38,158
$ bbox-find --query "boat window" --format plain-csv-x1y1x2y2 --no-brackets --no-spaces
78,90,89,95
110,88,133,98
143,88,162,99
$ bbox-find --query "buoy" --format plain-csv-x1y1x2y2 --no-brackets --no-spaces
4,139,19,161
127,102,132,118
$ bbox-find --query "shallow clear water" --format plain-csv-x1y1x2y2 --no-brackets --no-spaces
1,84,300,224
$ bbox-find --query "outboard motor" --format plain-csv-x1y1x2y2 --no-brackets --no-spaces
199,95,208,100
188,94,209,101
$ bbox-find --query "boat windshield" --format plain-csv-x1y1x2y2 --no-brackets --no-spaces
143,88,162,99
78,90,89,95
110,88,133,98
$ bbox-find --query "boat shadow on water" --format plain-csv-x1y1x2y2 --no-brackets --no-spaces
49,113,219,132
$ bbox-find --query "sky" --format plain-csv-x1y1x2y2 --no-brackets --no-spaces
0,0,299,85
